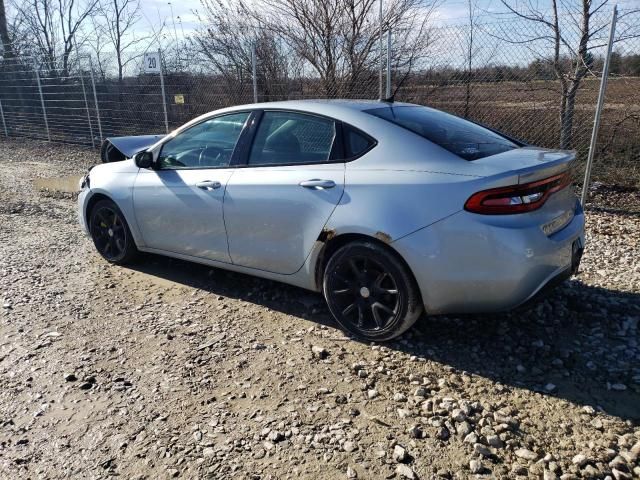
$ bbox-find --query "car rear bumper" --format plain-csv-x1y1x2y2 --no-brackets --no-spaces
392,200,585,315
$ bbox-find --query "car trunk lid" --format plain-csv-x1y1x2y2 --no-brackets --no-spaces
468,146,576,185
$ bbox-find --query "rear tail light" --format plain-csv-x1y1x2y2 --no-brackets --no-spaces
464,172,571,214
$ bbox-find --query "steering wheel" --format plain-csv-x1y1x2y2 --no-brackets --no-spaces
198,146,224,166
161,156,186,168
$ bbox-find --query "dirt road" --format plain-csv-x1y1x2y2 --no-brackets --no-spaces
0,139,638,479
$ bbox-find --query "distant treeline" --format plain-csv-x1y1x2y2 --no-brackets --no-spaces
412,53,640,86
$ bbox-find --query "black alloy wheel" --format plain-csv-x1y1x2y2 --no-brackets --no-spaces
89,199,138,264
323,241,422,341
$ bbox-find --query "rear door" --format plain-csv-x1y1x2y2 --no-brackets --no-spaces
224,110,345,274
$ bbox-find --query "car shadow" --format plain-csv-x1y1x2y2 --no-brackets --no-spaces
126,253,640,423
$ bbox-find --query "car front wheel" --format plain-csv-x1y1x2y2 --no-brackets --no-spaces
323,241,422,341
89,199,138,264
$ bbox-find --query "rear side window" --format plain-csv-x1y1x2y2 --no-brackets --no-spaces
344,126,375,158
365,105,518,161
249,111,336,165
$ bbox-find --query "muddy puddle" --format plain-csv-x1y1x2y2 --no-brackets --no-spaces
33,175,83,193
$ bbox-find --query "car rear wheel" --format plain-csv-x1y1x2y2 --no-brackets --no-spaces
89,199,138,264
323,241,422,341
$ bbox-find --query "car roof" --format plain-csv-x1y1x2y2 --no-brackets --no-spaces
176,99,418,138
251,99,415,110
157,99,474,173
220,99,417,116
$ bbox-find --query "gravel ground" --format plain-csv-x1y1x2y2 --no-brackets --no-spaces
0,138,639,480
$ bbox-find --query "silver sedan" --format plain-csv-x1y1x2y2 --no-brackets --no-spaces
78,100,585,341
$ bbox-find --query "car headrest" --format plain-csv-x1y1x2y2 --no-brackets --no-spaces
265,131,301,154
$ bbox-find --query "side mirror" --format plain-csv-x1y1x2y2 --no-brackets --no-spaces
134,151,154,169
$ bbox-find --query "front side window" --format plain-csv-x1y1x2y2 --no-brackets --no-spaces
249,111,336,166
365,106,518,161
158,112,249,169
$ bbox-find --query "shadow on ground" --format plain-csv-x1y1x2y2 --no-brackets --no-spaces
127,253,640,424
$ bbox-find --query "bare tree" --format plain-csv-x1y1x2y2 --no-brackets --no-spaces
16,0,98,76
0,0,15,60
192,0,293,102
236,0,439,97
498,0,639,149
84,14,110,80
94,0,155,82
463,0,479,118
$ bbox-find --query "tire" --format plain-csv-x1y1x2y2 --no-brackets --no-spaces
89,199,138,264
323,240,423,341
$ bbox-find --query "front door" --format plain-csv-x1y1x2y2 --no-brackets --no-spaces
224,110,345,274
133,112,250,262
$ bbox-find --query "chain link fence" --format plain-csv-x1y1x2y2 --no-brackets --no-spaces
390,8,640,212
0,8,638,211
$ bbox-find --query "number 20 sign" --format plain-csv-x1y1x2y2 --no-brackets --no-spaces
144,52,161,73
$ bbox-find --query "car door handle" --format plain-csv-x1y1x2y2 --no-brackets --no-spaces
195,180,222,190
299,179,336,189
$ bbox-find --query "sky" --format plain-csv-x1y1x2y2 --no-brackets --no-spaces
138,0,509,38
139,0,640,40
134,0,638,70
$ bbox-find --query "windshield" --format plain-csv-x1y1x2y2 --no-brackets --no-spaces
365,105,519,161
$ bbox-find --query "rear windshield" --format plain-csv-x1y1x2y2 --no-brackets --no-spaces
365,105,518,161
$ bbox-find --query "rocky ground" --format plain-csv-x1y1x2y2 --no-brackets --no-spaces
0,138,638,480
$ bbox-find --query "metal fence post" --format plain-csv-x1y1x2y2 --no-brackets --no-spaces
386,29,392,99
251,42,258,103
159,49,169,134
78,59,95,148
379,0,383,99
581,5,618,206
88,57,103,142
0,99,8,137
33,62,51,141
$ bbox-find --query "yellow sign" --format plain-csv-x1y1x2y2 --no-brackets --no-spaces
174,94,185,105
